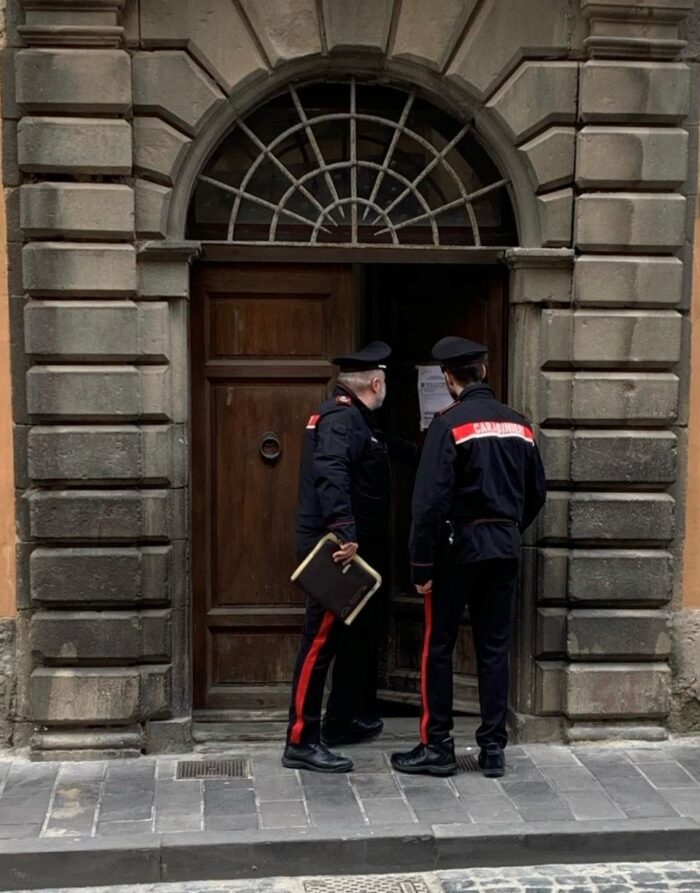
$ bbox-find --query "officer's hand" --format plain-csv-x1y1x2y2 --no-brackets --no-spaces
333,542,358,565
415,582,432,595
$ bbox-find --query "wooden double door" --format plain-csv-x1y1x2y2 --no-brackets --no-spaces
191,262,506,715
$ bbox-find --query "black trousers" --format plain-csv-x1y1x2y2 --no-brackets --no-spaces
419,558,519,749
326,569,383,724
287,544,386,745
287,595,340,745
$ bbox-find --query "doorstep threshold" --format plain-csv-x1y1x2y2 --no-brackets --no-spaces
192,716,480,746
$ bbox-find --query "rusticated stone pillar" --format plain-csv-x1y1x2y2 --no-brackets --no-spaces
12,0,193,758
545,0,693,742
506,247,574,742
502,0,696,742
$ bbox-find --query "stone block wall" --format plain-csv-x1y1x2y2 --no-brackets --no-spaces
6,0,190,758
0,0,17,748
672,3,700,732
511,0,695,743
0,619,14,747
1,0,697,753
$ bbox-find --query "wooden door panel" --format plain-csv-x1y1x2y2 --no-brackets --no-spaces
211,381,325,606
192,263,356,711
193,261,506,715
211,629,301,685
210,294,328,359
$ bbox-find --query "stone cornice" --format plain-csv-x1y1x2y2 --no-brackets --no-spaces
138,241,202,264
18,25,124,46
504,248,575,270
20,0,125,8
136,242,202,300
505,249,574,305
581,0,695,59
19,0,126,47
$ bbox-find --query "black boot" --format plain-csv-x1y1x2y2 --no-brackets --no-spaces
282,742,353,773
322,715,384,747
390,737,457,776
478,742,505,778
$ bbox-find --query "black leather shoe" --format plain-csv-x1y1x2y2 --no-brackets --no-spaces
282,742,353,773
478,742,505,777
390,738,457,776
321,715,384,747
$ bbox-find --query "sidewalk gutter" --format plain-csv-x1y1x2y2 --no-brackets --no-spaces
1,818,700,891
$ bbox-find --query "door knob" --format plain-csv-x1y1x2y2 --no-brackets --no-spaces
259,431,281,462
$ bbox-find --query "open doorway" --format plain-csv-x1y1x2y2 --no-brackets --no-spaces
190,261,507,724
364,264,507,718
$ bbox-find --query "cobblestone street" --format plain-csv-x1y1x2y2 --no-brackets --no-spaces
11,862,700,893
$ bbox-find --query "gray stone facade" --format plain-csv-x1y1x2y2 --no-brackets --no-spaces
0,618,14,747
0,0,698,757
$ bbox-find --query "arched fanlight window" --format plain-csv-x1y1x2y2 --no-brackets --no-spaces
188,79,517,248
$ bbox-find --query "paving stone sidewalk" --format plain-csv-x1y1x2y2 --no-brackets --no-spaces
1,740,700,840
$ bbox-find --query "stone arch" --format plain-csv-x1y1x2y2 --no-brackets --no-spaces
163,55,548,248
129,5,580,747
132,1,581,250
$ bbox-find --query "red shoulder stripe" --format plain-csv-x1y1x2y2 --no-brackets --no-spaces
306,414,321,430
452,420,534,445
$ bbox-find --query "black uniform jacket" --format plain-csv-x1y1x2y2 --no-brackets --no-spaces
409,383,547,585
296,385,417,556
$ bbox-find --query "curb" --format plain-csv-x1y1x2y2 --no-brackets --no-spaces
1,818,699,890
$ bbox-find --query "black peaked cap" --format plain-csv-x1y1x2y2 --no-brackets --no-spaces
431,336,488,368
332,341,392,372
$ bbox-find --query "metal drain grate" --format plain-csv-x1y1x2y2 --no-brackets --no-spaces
304,878,429,893
176,758,251,779
456,753,480,773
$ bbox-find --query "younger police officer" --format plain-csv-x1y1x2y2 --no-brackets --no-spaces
391,337,546,778
284,342,417,773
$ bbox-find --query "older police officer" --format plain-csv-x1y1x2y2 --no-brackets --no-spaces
392,337,546,778
284,342,416,773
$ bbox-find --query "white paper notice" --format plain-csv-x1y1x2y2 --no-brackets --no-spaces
417,365,452,430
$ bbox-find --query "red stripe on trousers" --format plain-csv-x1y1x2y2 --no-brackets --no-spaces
290,610,335,745
419,588,433,745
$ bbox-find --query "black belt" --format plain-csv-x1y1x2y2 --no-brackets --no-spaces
454,518,516,526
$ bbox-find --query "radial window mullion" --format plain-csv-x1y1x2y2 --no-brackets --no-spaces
189,80,516,248
349,79,358,245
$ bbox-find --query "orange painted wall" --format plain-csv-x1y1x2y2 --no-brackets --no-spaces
683,137,700,610
0,116,15,619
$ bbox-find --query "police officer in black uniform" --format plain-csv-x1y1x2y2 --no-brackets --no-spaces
283,342,417,773
391,336,547,778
